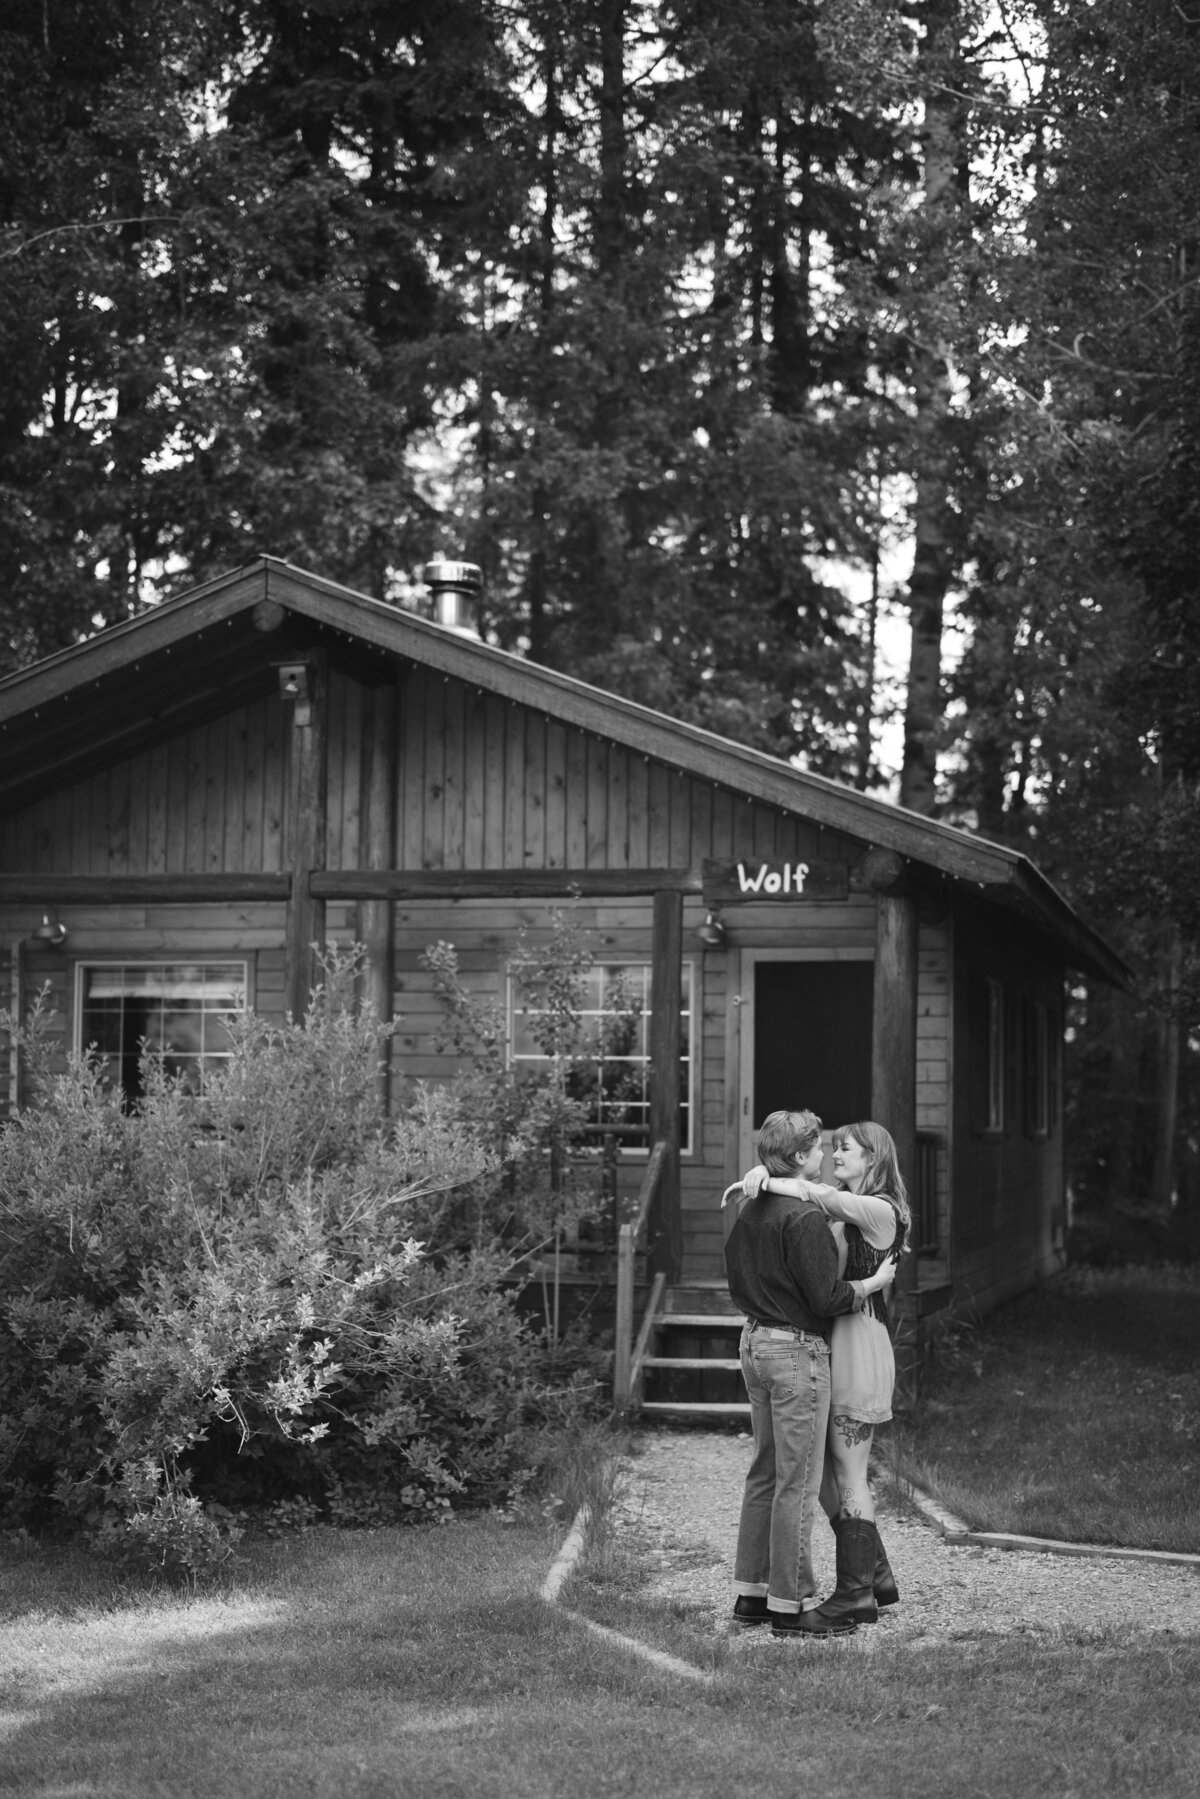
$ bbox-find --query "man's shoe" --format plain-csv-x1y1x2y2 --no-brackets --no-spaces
732,1595,770,1627
771,1608,857,1638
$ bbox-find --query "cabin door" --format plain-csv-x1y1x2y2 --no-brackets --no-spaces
736,951,874,1180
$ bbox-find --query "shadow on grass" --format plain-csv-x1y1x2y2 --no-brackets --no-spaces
0,1521,667,1799
5,1504,1200,1799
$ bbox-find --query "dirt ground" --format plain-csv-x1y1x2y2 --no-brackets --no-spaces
610,1427,1200,1651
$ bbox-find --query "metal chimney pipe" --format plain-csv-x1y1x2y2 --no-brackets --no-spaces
423,558,483,633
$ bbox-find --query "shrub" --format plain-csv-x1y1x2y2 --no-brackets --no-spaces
0,949,605,1574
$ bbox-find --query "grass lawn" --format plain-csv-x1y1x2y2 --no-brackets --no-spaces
3,1508,1199,1799
890,1266,1200,1552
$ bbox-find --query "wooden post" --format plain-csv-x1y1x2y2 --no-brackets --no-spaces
284,651,328,1023
356,681,397,1113
648,887,683,1282
868,861,920,1407
613,1222,635,1410
6,937,21,1117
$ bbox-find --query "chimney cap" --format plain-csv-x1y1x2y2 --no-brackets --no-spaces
424,558,483,594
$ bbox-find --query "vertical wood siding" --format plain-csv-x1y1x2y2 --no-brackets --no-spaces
0,699,290,874
950,911,1066,1316
917,922,953,1252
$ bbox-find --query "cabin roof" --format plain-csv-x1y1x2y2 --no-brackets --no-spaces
0,555,1127,983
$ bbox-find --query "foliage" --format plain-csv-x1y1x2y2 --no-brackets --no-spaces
2,0,1199,1205
419,906,629,1253
0,947,604,1576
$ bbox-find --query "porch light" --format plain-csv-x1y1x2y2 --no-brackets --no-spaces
698,911,726,948
32,912,68,947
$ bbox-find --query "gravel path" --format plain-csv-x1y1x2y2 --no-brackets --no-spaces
610,1428,1200,1652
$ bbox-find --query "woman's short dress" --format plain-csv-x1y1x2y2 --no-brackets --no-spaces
829,1303,895,1424
827,1209,897,1425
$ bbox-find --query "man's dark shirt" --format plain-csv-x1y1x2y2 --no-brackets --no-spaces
724,1189,863,1337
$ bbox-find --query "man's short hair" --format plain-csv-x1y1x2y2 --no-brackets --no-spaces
756,1108,822,1175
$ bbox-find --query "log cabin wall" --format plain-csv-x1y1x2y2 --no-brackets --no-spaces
0,658,884,1287
917,920,953,1259
0,697,290,875
345,668,879,1284
950,904,1066,1314
380,892,887,1284
371,665,864,876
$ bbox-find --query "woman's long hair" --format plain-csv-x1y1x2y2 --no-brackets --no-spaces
833,1120,911,1253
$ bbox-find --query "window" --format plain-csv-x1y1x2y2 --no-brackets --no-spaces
1030,1000,1052,1135
986,977,1005,1132
78,962,248,1103
509,960,693,1152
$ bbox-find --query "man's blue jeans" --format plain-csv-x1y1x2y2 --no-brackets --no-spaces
733,1322,831,1613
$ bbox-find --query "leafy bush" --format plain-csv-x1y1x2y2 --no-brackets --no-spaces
419,907,606,1255
0,949,606,1575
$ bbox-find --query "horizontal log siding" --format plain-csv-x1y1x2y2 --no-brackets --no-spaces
373,896,753,1280
0,905,280,1123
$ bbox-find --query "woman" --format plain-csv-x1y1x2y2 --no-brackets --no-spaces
740,1120,909,1628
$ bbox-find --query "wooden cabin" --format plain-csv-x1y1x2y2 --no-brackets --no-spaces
0,558,1125,1366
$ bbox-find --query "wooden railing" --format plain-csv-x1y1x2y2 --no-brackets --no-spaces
611,1138,668,1415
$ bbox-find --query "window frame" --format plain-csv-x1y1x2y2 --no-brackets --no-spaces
74,957,253,1101
506,955,696,1157
1031,999,1052,1137
985,976,1005,1134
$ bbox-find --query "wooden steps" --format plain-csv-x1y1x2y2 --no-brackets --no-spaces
630,1273,958,1420
642,1356,741,1372
636,1286,748,1421
641,1400,751,1420
654,1312,742,1329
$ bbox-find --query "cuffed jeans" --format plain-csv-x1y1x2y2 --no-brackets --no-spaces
733,1322,831,1613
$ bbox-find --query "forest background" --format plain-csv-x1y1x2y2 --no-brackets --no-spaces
0,0,1196,1240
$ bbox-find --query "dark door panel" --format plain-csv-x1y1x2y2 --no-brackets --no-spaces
753,960,873,1129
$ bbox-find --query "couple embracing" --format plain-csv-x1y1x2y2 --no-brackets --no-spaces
723,1109,909,1639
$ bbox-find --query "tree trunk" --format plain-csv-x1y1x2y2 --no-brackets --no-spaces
900,0,963,817
596,0,627,288
528,22,560,663
1151,924,1183,1210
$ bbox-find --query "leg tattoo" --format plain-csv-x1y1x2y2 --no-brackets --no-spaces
832,1414,873,1450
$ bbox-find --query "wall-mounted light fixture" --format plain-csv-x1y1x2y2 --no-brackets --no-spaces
32,912,68,947
698,910,726,948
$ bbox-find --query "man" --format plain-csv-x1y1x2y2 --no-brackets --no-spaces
724,1109,893,1638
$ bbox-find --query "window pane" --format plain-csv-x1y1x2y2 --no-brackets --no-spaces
80,963,247,1104
509,958,693,1152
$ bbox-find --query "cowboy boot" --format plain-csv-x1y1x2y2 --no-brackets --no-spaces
873,1523,900,1608
807,1513,878,1628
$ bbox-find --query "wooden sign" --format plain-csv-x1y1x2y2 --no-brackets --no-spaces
703,858,849,904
